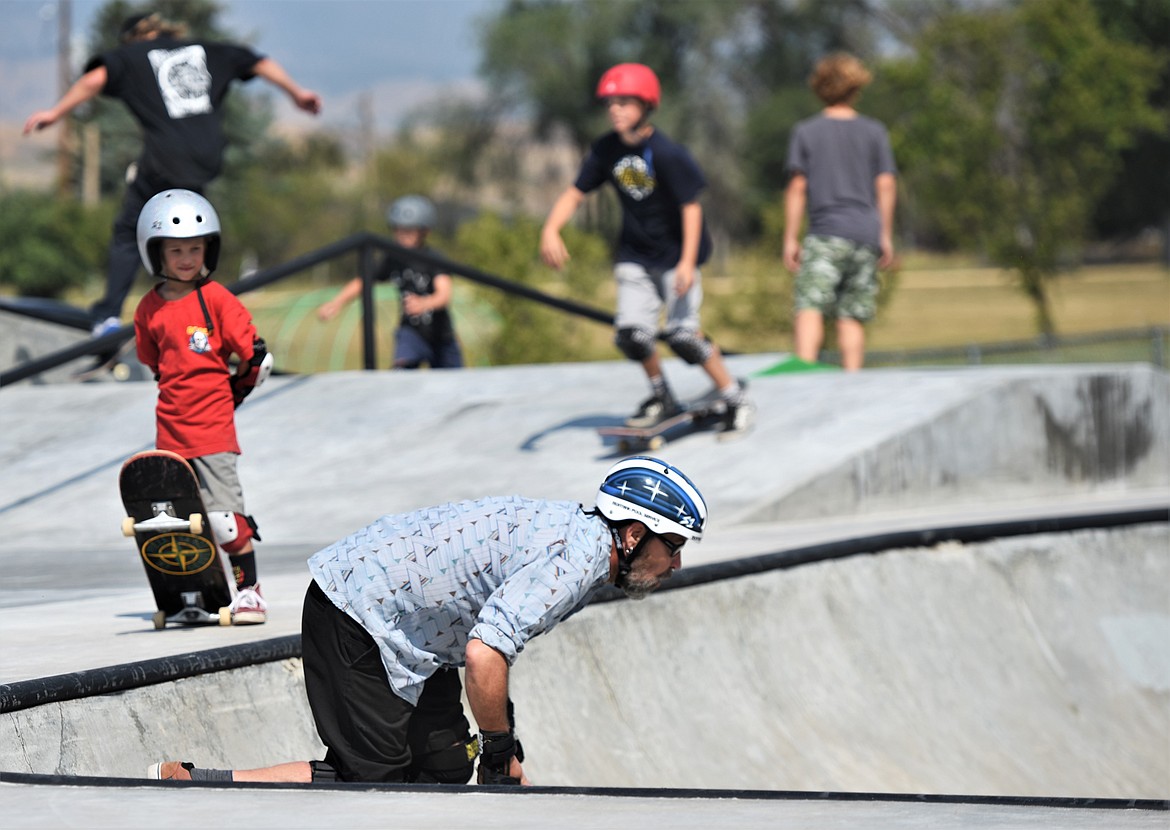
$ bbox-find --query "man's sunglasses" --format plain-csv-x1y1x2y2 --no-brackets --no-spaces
657,534,686,556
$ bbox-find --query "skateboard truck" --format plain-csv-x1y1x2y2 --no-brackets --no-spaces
122,501,204,536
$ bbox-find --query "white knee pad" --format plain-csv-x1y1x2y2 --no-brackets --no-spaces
208,510,255,554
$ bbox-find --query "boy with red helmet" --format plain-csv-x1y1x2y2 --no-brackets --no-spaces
541,63,753,437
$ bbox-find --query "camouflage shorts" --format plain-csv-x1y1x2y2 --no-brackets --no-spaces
793,234,880,322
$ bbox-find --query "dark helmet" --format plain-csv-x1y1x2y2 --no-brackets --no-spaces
386,195,436,230
596,455,706,541
136,189,221,276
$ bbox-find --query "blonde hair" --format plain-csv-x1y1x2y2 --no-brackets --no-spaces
809,52,872,106
120,12,188,43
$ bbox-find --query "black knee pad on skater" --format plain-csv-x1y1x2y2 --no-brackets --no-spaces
412,728,477,785
664,328,712,365
615,326,656,362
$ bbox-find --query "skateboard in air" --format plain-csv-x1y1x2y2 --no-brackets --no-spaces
119,450,233,629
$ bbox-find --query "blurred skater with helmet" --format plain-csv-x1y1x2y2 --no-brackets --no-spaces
541,63,753,437
317,195,463,369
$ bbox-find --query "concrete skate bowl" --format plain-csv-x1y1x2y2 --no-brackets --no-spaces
1,517,1166,802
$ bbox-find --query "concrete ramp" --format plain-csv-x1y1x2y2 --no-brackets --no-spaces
513,524,1169,797
2,359,1166,558
1,359,1167,826
3,524,1166,800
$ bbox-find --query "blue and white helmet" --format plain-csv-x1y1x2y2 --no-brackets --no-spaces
596,456,707,541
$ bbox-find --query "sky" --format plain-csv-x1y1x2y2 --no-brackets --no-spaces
1,0,502,136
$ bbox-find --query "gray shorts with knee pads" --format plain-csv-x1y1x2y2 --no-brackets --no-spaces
189,452,246,514
614,262,709,363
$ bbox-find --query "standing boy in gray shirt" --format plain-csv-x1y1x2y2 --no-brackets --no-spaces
783,52,897,371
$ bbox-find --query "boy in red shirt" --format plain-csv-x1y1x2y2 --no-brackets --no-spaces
133,189,272,624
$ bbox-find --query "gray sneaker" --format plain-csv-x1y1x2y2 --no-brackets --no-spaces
626,393,683,428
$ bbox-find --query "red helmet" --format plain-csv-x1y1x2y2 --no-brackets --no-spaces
596,63,661,109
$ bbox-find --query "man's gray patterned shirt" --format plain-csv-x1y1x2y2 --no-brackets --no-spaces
308,496,612,705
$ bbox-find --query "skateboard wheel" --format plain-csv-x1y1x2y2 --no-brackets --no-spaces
648,436,665,450
152,610,167,630
121,517,136,537
219,607,232,626
112,363,131,382
188,514,203,536
617,439,632,453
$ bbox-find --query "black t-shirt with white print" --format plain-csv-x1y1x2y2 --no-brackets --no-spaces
574,129,712,270
87,37,263,187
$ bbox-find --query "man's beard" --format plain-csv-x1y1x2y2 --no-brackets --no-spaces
618,569,661,600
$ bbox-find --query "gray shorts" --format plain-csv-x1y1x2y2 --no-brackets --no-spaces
794,234,880,322
189,452,246,514
614,261,703,335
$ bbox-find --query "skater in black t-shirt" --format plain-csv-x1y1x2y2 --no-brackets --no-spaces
24,12,321,338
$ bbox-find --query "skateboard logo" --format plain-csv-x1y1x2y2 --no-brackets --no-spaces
141,532,218,576
187,326,211,354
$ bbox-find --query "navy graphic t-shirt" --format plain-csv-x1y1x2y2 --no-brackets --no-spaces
574,130,712,269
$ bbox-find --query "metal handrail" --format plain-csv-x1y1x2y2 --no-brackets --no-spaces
1,232,616,387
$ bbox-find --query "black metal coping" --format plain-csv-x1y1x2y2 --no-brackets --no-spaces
1,507,1165,715
0,770,1166,810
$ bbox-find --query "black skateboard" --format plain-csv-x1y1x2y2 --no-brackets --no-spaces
119,450,233,629
599,398,730,452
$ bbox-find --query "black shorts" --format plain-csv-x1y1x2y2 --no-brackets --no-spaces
301,580,471,782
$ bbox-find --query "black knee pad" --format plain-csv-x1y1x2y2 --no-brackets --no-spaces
665,328,713,365
615,327,656,362
412,728,477,785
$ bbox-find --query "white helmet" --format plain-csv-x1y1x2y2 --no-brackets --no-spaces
136,189,221,276
596,456,707,542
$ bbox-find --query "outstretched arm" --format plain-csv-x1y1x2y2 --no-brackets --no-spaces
539,186,586,271
317,276,363,320
252,57,321,115
23,66,108,134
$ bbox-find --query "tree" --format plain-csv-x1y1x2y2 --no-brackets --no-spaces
881,0,1164,333
0,193,111,298
1087,0,1170,262
476,0,892,244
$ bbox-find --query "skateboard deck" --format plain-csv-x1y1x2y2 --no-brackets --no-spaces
598,398,728,451
119,450,233,629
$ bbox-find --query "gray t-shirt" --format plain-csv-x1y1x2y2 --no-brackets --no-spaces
785,113,897,249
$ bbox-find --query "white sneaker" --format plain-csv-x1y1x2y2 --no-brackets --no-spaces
230,584,268,625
